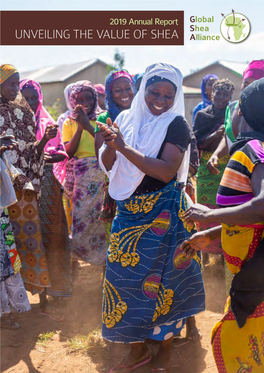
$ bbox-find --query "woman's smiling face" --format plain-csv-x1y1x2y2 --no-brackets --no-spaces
144,80,176,115
111,77,133,111
212,89,231,111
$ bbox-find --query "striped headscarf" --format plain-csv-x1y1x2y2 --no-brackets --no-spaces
0,64,18,84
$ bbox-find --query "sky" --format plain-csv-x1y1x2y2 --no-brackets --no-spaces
1,0,263,77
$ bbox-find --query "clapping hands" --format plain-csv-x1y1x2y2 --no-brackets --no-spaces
96,117,125,151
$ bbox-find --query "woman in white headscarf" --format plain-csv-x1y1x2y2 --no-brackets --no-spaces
98,63,205,373
57,83,74,134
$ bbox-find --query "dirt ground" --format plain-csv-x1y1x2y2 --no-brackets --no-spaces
1,259,227,373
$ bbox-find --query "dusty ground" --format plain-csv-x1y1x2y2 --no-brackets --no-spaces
1,259,226,373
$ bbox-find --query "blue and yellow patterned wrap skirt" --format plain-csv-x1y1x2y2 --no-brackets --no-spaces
102,181,205,343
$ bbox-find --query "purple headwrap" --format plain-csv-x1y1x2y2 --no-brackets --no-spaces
69,80,103,121
94,83,106,96
243,60,264,81
105,69,133,122
201,74,219,106
108,70,132,91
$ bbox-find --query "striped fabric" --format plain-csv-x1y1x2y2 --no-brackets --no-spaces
217,139,264,207
0,64,18,84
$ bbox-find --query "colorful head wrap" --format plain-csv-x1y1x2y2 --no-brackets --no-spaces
105,69,133,122
69,80,102,121
243,60,264,81
0,64,18,84
94,83,106,96
240,77,264,133
201,74,219,107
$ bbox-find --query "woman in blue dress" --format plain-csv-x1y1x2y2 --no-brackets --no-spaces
98,62,205,373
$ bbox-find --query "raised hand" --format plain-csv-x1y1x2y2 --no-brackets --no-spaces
96,118,125,151
44,124,58,140
74,105,91,130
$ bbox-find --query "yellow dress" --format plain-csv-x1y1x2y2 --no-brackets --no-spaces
212,138,264,372
212,223,264,373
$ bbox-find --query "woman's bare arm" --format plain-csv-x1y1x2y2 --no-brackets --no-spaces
99,120,185,182
94,132,104,160
184,163,264,225
180,226,222,258
118,142,184,183
64,126,83,158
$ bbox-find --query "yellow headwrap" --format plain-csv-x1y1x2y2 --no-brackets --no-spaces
0,64,18,84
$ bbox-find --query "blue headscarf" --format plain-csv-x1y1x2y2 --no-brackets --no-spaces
105,69,133,122
201,74,219,106
132,73,144,93
192,74,219,125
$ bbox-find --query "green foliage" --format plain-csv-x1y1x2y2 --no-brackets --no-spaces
37,331,56,344
113,49,125,69
106,48,126,75
66,328,104,354
67,335,89,352
45,98,62,121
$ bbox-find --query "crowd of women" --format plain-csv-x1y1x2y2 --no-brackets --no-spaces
1,59,264,373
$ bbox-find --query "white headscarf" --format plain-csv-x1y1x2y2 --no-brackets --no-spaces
99,62,190,201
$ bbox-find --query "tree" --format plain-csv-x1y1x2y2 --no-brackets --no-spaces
46,98,62,121
113,49,125,70
106,49,125,74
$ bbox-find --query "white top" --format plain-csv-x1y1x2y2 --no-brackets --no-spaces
99,62,190,201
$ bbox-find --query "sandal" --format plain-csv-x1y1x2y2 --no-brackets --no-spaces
1,319,20,330
39,310,64,321
109,355,151,373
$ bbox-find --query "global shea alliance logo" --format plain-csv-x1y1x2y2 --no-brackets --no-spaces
220,9,250,43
